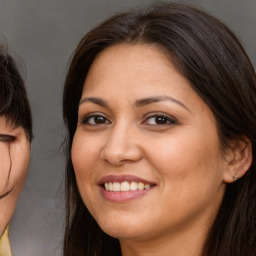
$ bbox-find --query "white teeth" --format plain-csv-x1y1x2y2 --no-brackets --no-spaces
121,181,129,191
104,181,152,192
130,182,138,191
138,182,144,190
145,184,150,190
113,182,120,191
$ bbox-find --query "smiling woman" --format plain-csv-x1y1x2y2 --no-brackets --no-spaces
0,45,32,255
62,3,256,256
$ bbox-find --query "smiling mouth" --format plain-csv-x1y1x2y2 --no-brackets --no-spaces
103,181,152,192
98,175,156,201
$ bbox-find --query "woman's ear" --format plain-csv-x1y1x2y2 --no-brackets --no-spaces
222,136,252,183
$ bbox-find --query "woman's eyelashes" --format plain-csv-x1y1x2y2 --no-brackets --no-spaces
79,111,177,128
80,113,111,125
142,113,177,126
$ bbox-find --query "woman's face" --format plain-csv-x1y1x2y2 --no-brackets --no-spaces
72,44,229,243
0,117,30,233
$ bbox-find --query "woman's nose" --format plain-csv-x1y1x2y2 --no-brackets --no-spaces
100,124,143,166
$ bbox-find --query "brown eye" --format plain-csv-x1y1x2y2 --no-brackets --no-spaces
93,116,107,124
82,115,110,125
144,115,176,125
154,116,169,124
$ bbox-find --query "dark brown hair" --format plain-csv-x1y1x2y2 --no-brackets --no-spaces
0,45,32,142
0,45,33,198
63,3,256,255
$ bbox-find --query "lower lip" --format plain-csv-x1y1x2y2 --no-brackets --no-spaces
99,186,153,202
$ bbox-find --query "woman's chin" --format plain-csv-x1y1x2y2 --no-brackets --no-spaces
99,220,147,240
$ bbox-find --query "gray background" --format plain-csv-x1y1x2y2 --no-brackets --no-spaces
0,0,255,255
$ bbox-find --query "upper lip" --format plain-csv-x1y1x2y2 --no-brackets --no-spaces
98,175,156,185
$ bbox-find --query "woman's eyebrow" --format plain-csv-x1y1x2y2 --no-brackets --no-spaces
0,134,16,142
79,97,109,107
79,96,190,111
134,96,190,112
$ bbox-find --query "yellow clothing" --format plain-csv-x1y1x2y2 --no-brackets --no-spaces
0,225,12,256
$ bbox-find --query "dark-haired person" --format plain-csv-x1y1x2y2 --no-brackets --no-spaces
0,46,32,255
62,3,256,256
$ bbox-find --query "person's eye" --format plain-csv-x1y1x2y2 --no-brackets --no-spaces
81,114,110,125
143,113,177,126
0,134,16,143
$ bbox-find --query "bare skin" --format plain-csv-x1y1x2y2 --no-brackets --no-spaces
72,43,252,256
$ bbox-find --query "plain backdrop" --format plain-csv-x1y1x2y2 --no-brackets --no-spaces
0,0,255,255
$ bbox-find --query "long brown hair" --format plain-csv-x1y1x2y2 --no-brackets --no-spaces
63,3,256,255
